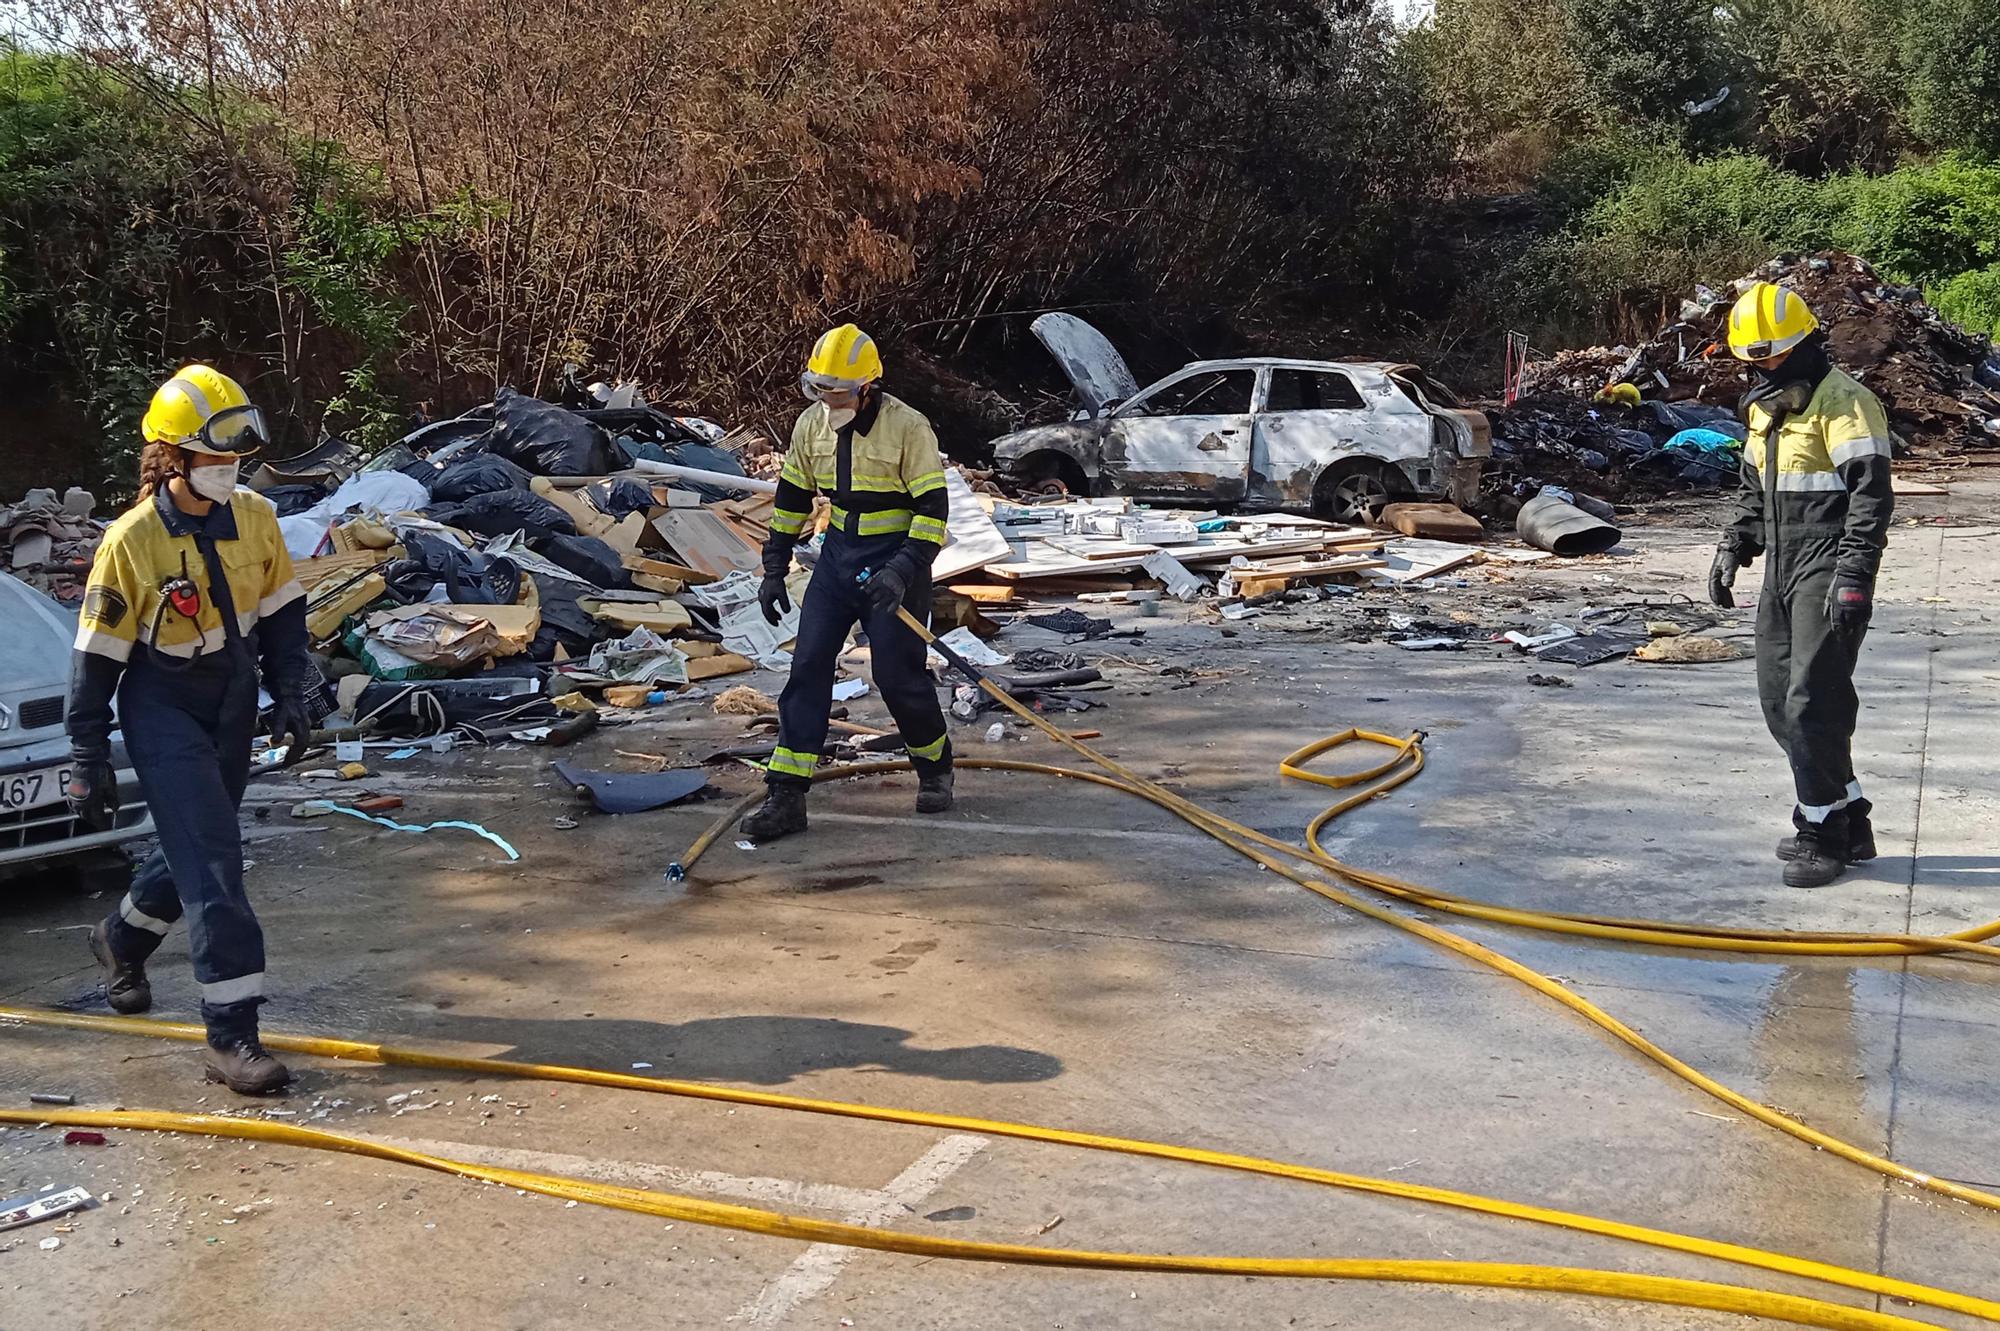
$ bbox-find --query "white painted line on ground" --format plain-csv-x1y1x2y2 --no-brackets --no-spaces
735,1133,988,1325
376,1135,884,1213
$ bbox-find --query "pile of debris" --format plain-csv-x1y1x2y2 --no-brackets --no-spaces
1487,251,2000,506
249,389,807,743
2,487,103,604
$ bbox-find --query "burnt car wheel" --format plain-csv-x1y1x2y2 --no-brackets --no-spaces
1016,451,1088,499
1313,462,1397,525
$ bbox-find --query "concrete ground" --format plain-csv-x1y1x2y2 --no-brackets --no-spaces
5,476,2000,1330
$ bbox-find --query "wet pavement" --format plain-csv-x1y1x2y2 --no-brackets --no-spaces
4,480,1998,1329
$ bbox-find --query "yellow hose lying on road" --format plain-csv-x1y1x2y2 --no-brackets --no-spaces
1281,729,2000,959
869,609,2000,1220
8,1004,1996,1324
7,615,1996,1326
0,1102,1947,1331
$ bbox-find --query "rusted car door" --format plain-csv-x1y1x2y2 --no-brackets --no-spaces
1101,367,1258,501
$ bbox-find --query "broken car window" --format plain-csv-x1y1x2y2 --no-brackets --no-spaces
1136,369,1254,417
1264,369,1365,412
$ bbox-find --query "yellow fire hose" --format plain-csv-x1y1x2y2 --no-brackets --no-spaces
5,607,1997,1326
7,1004,1998,1323
0,1100,1951,1331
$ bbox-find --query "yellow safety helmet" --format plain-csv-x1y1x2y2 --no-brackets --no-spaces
800,324,883,400
141,364,268,456
1725,282,1819,362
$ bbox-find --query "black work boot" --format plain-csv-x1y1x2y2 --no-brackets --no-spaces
1777,798,1876,863
915,764,954,814
1783,811,1850,890
740,785,809,842
204,1037,292,1096
89,920,152,1015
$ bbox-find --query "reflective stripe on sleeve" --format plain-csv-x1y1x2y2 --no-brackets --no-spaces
908,514,948,545
1828,436,1892,467
770,508,810,537
258,578,305,617
1774,471,1846,492
75,628,136,662
906,469,946,497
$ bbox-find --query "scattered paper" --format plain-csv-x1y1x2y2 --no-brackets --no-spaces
831,677,871,701
927,626,1011,670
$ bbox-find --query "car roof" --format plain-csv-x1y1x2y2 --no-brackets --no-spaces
1177,357,1401,375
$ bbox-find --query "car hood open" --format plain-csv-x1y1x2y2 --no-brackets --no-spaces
1031,313,1141,415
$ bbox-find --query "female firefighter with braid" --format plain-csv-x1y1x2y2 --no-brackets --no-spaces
740,326,955,841
67,365,314,1095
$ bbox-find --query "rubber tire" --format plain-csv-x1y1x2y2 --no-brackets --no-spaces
1016,451,1089,499
1313,462,1398,525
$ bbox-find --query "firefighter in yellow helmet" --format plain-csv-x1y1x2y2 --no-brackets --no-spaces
1707,283,1894,888
67,365,314,1094
740,325,954,841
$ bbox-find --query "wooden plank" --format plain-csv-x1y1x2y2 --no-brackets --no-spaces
1368,539,1481,584
944,582,1023,604
1233,557,1387,598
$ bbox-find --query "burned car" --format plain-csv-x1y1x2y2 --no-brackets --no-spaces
992,314,1490,523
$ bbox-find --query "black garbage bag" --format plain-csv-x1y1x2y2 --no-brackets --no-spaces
530,531,626,589
381,530,523,605
427,489,577,541
487,387,620,476
525,575,601,661
259,484,328,517
583,477,657,520
431,452,536,504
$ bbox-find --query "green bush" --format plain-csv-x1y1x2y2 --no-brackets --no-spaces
1824,158,2000,286
1933,263,2000,337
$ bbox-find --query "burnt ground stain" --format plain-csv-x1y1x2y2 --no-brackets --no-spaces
792,873,883,894
873,939,940,972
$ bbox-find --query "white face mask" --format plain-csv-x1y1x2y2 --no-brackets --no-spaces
826,406,857,429
186,459,240,503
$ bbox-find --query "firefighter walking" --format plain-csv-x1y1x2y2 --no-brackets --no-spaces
1707,283,1894,888
741,326,954,841
68,365,314,1094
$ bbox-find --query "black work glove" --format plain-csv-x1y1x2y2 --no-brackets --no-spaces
65,760,119,832
1707,545,1746,609
865,556,913,617
269,689,315,766
1826,570,1873,639
758,573,793,626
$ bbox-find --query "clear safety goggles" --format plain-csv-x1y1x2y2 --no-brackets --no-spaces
189,404,270,456
800,371,868,403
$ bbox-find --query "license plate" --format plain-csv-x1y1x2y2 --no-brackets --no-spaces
0,764,72,814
